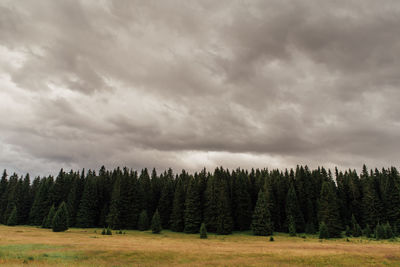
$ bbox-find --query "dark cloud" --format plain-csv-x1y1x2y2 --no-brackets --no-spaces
1,0,400,176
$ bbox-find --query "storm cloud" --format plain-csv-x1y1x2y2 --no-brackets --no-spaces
1,0,400,176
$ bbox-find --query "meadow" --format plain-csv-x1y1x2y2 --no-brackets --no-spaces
0,225,399,266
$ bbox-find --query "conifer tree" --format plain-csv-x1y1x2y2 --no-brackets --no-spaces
76,175,98,228
138,210,149,231
251,190,273,236
232,171,252,231
375,223,385,240
170,180,185,232
204,175,218,232
52,202,69,232
200,223,207,239
319,222,329,239
318,182,342,237
107,177,121,229
158,177,174,229
286,184,305,233
42,205,56,229
7,206,17,226
288,216,296,236
184,179,201,233
364,224,372,238
29,177,54,225
151,209,162,234
216,170,233,235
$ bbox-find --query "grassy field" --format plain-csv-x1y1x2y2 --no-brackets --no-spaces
0,225,399,266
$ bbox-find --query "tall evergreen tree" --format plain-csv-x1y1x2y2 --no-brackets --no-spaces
158,176,174,229
42,205,56,229
107,176,121,229
151,209,162,234
170,180,185,232
184,179,202,233
286,184,305,233
138,210,149,231
215,169,233,235
232,170,252,231
7,205,17,226
318,182,342,237
251,190,273,236
76,175,98,228
52,202,69,232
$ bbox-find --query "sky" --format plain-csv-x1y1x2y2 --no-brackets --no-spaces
1,0,400,177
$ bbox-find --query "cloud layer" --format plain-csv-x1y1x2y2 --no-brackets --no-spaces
1,0,400,176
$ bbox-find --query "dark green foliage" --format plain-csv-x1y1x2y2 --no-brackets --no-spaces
305,222,316,234
52,202,69,232
319,222,329,239
318,182,342,238
138,210,149,231
375,223,385,240
151,210,162,234
7,206,17,226
101,228,106,235
184,179,202,233
232,171,252,231
364,224,372,238
251,190,273,236
42,205,55,229
288,216,296,237
350,214,362,237
106,227,112,235
384,222,394,239
0,164,399,238
200,223,207,239
345,226,351,237
286,184,305,233
158,174,174,229
170,180,185,232
76,175,98,228
269,236,274,242
106,177,121,229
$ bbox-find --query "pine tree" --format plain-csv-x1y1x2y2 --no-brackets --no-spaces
151,210,162,234
251,190,273,236
384,222,394,239
364,224,372,238
7,206,17,226
107,176,121,229
286,184,305,233
76,175,98,228
157,176,174,229
318,182,342,237
232,171,252,231
288,216,296,236
170,180,185,232
52,202,69,232
184,179,201,233
375,223,385,240
351,214,361,237
200,222,207,239
42,205,56,229
138,210,149,231
319,222,329,239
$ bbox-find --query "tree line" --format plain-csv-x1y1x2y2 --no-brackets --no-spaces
0,165,399,238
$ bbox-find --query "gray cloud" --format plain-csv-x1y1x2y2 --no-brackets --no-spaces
1,0,400,176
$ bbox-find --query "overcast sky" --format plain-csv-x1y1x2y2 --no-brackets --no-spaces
1,0,400,177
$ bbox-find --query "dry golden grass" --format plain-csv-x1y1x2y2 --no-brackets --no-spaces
0,225,399,266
